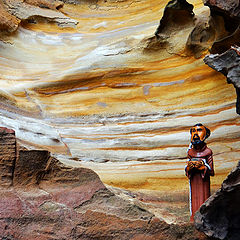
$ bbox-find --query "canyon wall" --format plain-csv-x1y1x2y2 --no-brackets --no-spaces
0,0,239,206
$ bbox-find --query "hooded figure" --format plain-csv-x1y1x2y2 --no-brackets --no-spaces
185,123,214,221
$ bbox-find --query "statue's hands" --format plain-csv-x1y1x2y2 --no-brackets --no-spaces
195,160,205,171
187,161,194,170
195,160,203,168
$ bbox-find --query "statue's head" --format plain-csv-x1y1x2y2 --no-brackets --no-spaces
190,123,210,145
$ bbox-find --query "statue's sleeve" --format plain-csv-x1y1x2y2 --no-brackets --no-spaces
185,151,192,177
207,150,214,176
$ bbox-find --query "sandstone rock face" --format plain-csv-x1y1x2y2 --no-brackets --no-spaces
0,129,207,239
195,161,240,240
0,0,239,204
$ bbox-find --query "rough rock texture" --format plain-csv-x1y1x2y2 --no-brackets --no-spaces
0,0,77,33
201,0,240,116
13,149,50,186
204,0,240,18
186,0,240,57
203,0,240,54
195,161,240,240
155,0,194,35
0,127,208,239
204,46,240,114
0,0,239,205
0,127,16,187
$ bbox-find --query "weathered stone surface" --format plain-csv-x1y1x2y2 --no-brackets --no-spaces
0,186,205,240
195,161,240,240
24,0,64,10
0,0,77,33
204,0,240,19
155,0,194,35
204,46,240,114
186,0,240,57
186,10,216,58
13,149,50,186
203,0,240,54
0,2,20,32
0,131,209,240
0,127,16,187
211,26,240,54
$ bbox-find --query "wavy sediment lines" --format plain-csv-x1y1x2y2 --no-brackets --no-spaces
56,103,240,190
0,0,239,191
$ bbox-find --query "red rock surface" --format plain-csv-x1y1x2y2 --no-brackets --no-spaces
0,127,209,239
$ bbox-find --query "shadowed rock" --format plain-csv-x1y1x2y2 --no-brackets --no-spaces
204,0,240,19
145,0,195,55
195,161,240,240
203,0,240,54
186,11,215,58
187,0,240,57
155,0,194,36
211,26,240,54
204,46,240,114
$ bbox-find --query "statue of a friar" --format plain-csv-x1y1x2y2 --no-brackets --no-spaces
185,123,214,221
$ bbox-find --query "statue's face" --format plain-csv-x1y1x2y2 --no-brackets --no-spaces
190,125,206,144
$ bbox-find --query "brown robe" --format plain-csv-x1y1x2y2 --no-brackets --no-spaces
186,143,214,221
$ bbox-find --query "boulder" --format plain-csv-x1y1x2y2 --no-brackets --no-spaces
195,161,240,240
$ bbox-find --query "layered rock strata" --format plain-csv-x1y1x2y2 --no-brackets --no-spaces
195,161,240,240
0,127,208,239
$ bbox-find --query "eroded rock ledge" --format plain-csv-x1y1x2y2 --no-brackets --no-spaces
0,127,207,239
0,0,77,33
